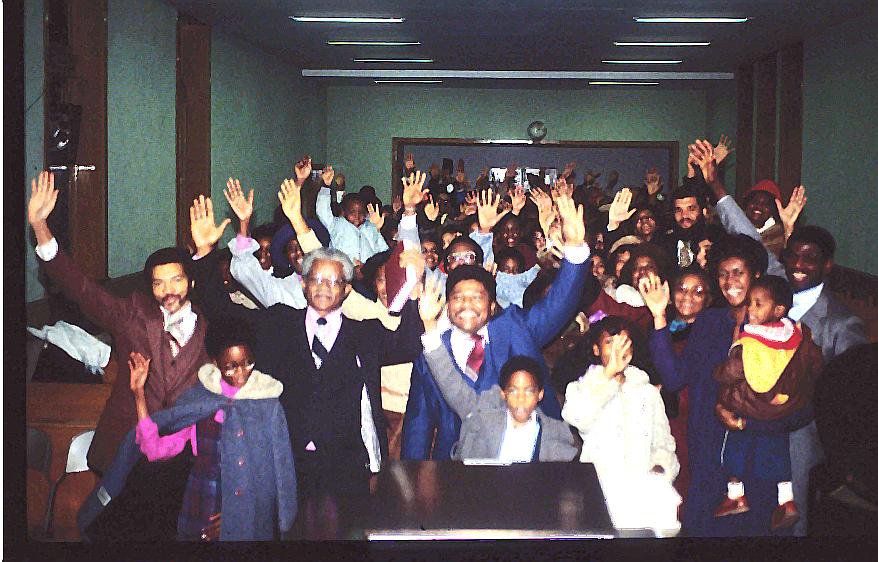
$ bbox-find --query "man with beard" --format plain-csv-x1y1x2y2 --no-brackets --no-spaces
28,171,210,474
401,193,591,460
659,180,712,270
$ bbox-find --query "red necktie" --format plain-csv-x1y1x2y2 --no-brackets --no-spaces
466,334,485,377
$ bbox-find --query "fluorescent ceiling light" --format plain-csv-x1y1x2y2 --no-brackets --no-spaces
589,81,660,85
328,40,420,46
303,69,735,80
614,41,710,47
374,79,442,84
602,60,682,64
291,16,405,23
354,58,433,63
634,17,748,23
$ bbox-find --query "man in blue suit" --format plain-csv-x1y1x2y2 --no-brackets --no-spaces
401,193,591,460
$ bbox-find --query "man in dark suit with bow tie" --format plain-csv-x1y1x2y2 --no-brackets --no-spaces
189,183,425,500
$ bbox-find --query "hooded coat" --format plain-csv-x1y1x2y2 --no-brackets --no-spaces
78,364,297,541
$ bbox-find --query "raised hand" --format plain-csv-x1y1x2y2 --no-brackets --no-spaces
608,187,637,229
321,164,335,187
686,153,697,178
392,194,403,214
562,161,576,179
278,178,305,227
644,167,663,196
777,185,807,239
293,155,312,187
553,176,574,199
693,139,718,181
715,134,735,165
509,186,527,215
401,170,429,210
367,203,385,229
190,194,231,255
28,171,59,226
638,272,670,321
606,170,620,191
418,275,446,331
223,177,254,224
556,192,586,247
604,334,633,379
476,188,510,232
404,153,415,171
128,352,151,395
424,195,440,222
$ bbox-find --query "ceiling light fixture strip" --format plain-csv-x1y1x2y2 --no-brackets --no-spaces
633,17,748,23
292,16,405,23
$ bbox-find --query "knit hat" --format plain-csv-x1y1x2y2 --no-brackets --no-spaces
747,179,781,201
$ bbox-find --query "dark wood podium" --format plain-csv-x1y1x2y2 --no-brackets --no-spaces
290,460,625,540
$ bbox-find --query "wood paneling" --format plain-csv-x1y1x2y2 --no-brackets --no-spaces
735,64,754,197
176,14,211,248
778,42,804,202
67,0,109,279
754,54,778,184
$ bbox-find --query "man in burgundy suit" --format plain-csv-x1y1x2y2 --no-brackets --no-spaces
28,171,211,473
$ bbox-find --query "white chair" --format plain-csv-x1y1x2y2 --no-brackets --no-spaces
44,429,95,538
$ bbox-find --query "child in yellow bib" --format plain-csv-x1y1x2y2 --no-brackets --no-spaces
712,276,823,530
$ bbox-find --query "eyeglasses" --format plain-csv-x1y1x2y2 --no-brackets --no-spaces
221,362,255,377
305,274,347,289
448,251,477,265
637,215,656,222
676,284,707,297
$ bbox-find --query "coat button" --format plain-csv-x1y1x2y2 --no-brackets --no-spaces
234,488,242,496
236,429,244,438
237,457,245,467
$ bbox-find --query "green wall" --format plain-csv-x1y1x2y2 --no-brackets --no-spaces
706,84,738,195
25,0,327,302
802,8,878,274
210,30,325,248
25,0,45,302
325,86,711,202
107,0,177,278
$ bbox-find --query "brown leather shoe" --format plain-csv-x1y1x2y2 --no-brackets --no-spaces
714,495,750,517
770,500,801,530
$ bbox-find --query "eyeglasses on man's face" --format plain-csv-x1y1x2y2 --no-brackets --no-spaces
448,251,477,265
306,274,347,289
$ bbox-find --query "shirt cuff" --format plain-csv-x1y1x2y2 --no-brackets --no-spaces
399,213,417,230
228,234,258,255
35,237,59,261
421,328,444,353
562,244,591,265
717,194,732,205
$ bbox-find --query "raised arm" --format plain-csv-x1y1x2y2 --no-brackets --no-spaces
561,337,629,432
689,140,787,276
639,272,691,392
189,195,255,323
129,352,194,462
418,277,479,417
521,191,590,346
28,171,134,331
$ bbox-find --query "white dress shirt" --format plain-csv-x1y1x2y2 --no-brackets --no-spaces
497,410,540,463
789,283,824,321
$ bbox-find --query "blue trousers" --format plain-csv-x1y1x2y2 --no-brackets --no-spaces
721,429,792,484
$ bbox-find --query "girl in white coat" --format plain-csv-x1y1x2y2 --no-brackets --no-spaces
562,316,681,535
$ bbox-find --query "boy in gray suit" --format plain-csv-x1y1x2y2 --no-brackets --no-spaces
418,278,578,463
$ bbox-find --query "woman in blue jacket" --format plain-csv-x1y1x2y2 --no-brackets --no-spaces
640,235,811,536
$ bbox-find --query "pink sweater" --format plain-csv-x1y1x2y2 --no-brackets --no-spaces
135,379,239,461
